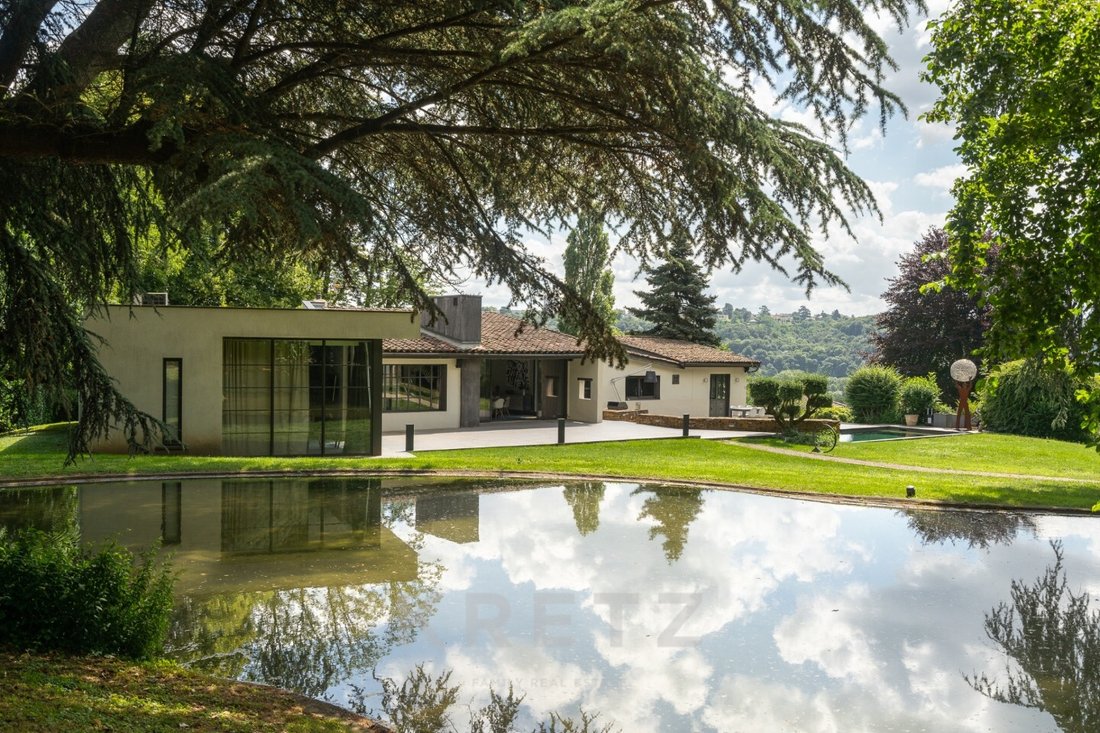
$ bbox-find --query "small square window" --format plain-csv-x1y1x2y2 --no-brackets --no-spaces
671,374,680,385
546,375,559,397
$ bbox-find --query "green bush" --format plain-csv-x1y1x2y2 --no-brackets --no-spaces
845,365,902,423
0,528,174,659
979,360,1092,442
900,374,939,415
748,373,832,432
816,405,853,422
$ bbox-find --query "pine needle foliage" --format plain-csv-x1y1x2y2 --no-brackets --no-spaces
628,227,720,345
0,0,923,457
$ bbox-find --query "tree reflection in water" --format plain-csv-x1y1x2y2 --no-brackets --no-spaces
0,485,78,535
631,486,705,563
166,482,444,699
903,509,1037,550
562,482,605,537
968,541,1100,733
168,567,443,698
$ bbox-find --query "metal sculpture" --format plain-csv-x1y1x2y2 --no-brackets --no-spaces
950,359,978,430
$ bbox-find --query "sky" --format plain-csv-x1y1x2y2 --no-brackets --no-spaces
466,1,961,317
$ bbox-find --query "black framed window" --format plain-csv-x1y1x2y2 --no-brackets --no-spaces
382,364,446,412
625,375,660,399
578,378,592,400
163,358,182,447
223,338,375,456
671,374,680,385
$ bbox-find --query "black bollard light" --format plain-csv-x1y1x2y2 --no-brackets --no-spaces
405,424,415,452
683,414,690,437
906,485,916,498
557,417,566,444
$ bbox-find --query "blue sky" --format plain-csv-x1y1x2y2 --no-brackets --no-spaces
471,1,962,317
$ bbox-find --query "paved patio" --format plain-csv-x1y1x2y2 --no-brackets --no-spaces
380,418,771,456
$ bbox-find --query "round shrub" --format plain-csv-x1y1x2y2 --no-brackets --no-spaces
979,360,1091,442
900,375,939,415
845,365,902,423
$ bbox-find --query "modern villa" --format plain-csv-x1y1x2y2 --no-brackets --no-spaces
86,294,759,456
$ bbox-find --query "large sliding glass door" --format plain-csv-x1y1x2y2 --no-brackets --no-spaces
223,338,376,456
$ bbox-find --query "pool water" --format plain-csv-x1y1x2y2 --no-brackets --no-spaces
1,476,1095,732
839,426,956,442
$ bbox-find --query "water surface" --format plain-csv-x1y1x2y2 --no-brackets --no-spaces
2,476,1096,732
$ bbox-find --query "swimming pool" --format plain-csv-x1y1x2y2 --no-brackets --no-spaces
839,425,959,442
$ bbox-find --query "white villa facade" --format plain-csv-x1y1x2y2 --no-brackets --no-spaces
86,295,759,456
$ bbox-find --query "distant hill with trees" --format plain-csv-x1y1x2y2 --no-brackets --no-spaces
618,306,876,378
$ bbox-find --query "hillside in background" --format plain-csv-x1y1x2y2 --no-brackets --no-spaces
617,306,877,378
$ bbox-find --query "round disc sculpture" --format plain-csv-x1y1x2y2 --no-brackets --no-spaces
950,359,978,431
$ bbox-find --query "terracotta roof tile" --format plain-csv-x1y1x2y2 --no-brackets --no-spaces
382,334,459,354
383,311,758,367
618,335,759,367
477,311,585,355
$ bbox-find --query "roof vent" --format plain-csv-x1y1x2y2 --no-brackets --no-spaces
302,299,327,310
137,292,169,306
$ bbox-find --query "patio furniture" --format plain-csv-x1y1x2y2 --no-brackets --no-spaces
492,397,510,419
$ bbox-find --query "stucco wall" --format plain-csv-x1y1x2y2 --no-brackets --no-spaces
597,360,751,418
566,358,601,423
381,357,462,433
85,305,418,454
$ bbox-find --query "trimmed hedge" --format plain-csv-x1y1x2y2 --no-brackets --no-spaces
0,529,174,659
845,365,902,423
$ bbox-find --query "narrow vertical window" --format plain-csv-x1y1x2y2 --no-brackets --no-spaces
163,358,182,447
161,481,182,545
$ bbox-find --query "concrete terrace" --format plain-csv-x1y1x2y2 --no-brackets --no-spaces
380,418,771,455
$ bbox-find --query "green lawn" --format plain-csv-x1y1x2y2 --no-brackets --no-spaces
0,651,380,732
3,424,1099,510
747,432,1100,480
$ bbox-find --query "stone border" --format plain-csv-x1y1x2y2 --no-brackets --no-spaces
0,466,1093,516
601,408,838,433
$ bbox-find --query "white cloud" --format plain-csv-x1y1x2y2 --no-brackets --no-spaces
915,163,968,192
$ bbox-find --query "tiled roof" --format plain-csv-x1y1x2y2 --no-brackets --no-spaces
382,311,584,356
382,310,758,367
477,311,585,355
382,334,459,354
618,335,759,368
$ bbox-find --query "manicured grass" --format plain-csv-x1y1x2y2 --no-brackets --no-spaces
0,650,382,732
746,431,1100,480
3,424,1099,510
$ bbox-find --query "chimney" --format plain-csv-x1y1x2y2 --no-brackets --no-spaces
421,294,482,345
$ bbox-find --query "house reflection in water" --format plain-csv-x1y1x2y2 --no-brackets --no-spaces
415,492,480,544
77,477,419,593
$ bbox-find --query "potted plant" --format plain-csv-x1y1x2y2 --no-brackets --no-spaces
900,375,939,427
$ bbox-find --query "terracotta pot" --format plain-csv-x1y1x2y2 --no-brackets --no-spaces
904,414,919,427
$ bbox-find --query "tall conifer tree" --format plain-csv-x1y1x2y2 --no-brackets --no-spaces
559,211,615,337
628,229,720,345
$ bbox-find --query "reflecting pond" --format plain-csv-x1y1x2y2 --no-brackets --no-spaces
2,476,1098,732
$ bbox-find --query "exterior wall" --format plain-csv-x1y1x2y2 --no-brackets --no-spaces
597,360,752,418
381,357,463,432
566,358,602,423
85,305,418,454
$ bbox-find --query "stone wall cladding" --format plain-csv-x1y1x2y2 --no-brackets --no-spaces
601,409,839,433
